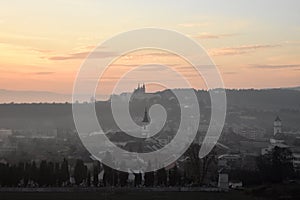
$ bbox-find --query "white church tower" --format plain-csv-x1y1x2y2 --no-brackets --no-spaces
273,116,282,136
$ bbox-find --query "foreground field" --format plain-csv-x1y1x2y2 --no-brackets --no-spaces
0,191,267,200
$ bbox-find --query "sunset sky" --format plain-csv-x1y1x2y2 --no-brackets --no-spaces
1,0,300,99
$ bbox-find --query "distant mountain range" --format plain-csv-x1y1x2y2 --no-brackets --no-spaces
0,86,299,103
284,86,300,91
0,89,113,103
0,87,300,132
0,89,70,103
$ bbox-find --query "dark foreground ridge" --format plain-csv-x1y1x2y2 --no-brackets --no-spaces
0,190,266,200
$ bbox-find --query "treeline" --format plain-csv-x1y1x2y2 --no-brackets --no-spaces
229,146,298,186
1,145,298,188
0,159,191,187
0,144,217,187
0,159,70,187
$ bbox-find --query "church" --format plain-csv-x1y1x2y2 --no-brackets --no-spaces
261,116,300,171
269,116,287,145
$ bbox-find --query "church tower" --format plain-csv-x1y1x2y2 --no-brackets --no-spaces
274,116,282,136
141,107,150,137
142,107,150,129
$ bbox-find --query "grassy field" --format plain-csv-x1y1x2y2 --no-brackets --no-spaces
0,191,267,200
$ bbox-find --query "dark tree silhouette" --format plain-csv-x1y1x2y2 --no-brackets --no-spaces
257,146,294,183
87,171,91,187
157,168,167,186
144,162,154,187
92,161,100,187
102,152,115,186
38,160,49,186
119,171,129,187
30,161,38,185
60,158,70,185
54,162,60,186
168,165,180,186
133,171,142,187
184,143,217,186
74,159,86,185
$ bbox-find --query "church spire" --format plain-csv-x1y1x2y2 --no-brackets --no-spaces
142,107,149,123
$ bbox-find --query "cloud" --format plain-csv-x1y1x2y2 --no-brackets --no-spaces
222,71,237,75
34,72,55,75
31,48,54,53
178,23,209,27
283,40,300,46
140,52,173,57
209,44,281,56
251,64,300,69
48,51,118,60
175,65,219,71
193,33,237,39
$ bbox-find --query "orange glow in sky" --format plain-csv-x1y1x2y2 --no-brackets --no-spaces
0,0,300,102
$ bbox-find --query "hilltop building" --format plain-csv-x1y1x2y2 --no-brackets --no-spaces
111,83,158,102
133,83,146,94
131,84,158,100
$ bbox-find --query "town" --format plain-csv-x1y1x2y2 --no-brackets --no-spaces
1,86,300,197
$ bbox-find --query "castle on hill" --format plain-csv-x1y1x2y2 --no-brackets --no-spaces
133,83,146,94
131,83,158,100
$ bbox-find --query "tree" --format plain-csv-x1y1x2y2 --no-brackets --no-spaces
38,160,49,186
54,162,60,186
118,161,128,187
74,159,86,185
92,161,100,187
102,152,114,186
16,162,25,186
169,165,180,186
184,143,217,185
60,158,70,185
157,168,167,186
144,162,154,187
257,146,294,183
30,161,38,185
87,171,91,187
133,171,142,187
24,162,31,186
119,171,128,187
112,169,119,186
47,162,55,186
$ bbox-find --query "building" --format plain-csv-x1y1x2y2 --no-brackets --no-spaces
270,116,286,145
142,107,150,128
218,154,242,170
111,83,158,102
233,126,265,140
131,84,158,100
218,169,229,190
133,83,146,94
262,116,288,154
261,116,300,171
0,129,13,139
274,116,282,135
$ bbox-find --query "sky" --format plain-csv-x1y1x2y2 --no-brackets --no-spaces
1,0,300,100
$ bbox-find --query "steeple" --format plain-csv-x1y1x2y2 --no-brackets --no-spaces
274,116,282,135
142,83,145,93
142,107,149,123
141,107,150,131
